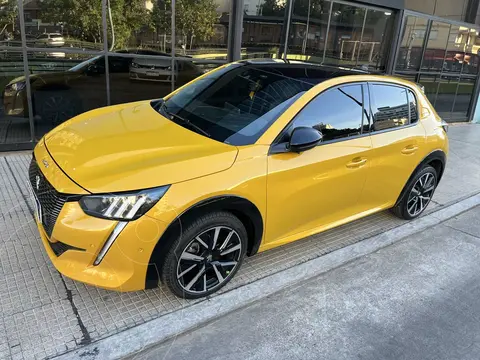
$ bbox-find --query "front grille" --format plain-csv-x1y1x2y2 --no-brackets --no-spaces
48,240,84,257
29,158,68,237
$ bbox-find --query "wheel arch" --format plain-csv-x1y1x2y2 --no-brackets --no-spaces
145,195,264,289
395,149,446,206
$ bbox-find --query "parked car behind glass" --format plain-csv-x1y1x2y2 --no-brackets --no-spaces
35,33,65,47
2,50,203,126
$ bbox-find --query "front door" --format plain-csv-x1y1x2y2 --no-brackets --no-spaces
264,83,373,249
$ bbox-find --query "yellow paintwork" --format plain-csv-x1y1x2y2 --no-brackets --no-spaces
32,70,448,291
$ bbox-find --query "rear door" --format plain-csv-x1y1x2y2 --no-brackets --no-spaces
360,83,426,210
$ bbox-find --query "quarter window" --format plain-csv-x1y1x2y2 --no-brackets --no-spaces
289,84,364,142
408,89,418,123
370,84,410,131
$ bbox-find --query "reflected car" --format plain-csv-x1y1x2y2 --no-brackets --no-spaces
3,50,204,125
130,56,203,83
35,33,65,47
29,60,448,299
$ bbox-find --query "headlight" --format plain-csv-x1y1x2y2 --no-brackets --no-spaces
11,81,26,91
131,62,139,68
79,186,169,220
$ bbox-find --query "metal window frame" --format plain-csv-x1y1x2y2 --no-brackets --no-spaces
392,9,480,122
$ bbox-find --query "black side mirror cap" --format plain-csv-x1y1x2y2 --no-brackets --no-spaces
289,127,323,153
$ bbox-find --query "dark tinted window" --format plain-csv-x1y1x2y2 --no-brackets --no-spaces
371,84,409,131
158,64,336,145
408,89,418,123
290,84,364,142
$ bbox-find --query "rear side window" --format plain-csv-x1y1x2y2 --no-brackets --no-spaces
370,84,410,131
289,84,364,142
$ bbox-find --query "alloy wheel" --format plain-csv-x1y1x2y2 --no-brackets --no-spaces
406,172,436,217
176,226,242,295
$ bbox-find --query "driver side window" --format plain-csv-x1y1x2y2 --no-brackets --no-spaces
289,84,365,143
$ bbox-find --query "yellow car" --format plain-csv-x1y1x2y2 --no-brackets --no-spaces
29,60,448,299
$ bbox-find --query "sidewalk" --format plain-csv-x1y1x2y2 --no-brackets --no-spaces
0,124,479,360
132,205,480,360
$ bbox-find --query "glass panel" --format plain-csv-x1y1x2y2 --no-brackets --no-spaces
421,22,449,72
443,25,468,74
292,84,363,141
396,16,428,71
26,52,107,139
357,9,394,72
0,50,32,144
109,55,210,105
0,0,20,47
370,84,409,131
27,0,103,51
452,76,475,120
242,0,286,60
462,28,480,75
408,89,418,123
286,0,331,62
323,3,366,68
418,74,439,105
435,74,460,121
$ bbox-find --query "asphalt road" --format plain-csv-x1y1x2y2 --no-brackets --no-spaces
129,205,480,360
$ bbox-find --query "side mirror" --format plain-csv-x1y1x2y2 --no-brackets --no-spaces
289,127,322,153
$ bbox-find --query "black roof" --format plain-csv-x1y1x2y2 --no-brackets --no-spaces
238,58,368,83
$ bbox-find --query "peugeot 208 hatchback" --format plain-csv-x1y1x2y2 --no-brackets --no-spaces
29,60,448,299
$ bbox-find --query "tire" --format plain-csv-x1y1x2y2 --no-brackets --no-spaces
34,90,83,126
391,165,438,220
161,211,248,299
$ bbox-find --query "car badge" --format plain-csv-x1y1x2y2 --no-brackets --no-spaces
35,175,40,190
42,159,49,168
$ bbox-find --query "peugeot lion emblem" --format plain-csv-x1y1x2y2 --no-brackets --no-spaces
35,175,40,190
42,159,49,168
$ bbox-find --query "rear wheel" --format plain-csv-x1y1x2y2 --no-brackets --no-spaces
161,211,247,299
392,165,437,220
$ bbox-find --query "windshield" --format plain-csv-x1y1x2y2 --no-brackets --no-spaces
69,55,102,72
154,63,328,146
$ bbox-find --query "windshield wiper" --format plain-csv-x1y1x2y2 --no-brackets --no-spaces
153,99,211,138
169,112,211,138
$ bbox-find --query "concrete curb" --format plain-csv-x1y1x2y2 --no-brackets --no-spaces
54,193,480,360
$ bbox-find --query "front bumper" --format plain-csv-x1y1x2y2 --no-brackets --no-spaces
35,204,167,291
30,144,168,291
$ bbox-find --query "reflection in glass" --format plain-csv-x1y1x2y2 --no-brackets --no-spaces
0,51,32,144
293,84,364,141
453,76,475,120
25,53,107,139
418,74,439,106
109,54,206,105
287,0,331,61
421,22,450,72
370,84,409,131
357,9,393,71
28,0,103,50
324,3,365,67
442,25,467,74
462,28,479,75
435,75,460,121
242,0,286,59
396,16,428,71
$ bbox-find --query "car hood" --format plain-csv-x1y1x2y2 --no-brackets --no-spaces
44,101,238,193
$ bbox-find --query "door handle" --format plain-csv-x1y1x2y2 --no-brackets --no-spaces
346,157,367,169
401,145,419,155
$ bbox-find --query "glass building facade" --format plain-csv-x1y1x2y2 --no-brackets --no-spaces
0,0,479,150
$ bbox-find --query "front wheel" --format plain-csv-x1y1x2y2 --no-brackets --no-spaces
161,211,247,299
392,165,438,220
